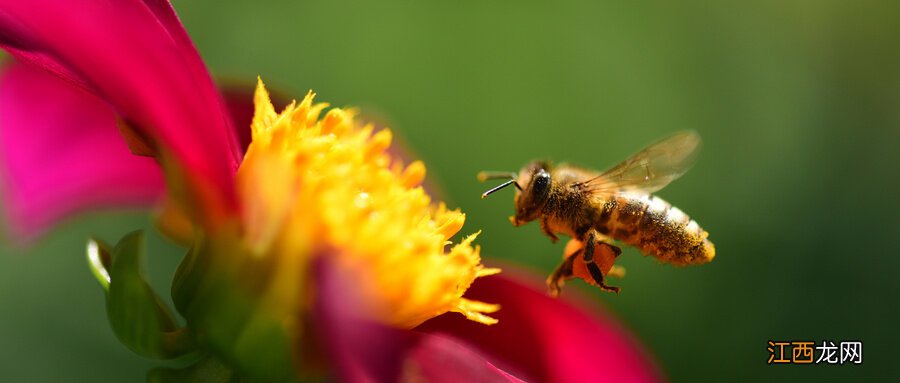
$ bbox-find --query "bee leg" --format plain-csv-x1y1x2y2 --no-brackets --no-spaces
546,247,581,297
540,217,559,243
583,230,621,294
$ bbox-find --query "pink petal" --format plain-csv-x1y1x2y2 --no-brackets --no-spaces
416,269,663,383
313,257,525,382
220,85,256,153
404,333,526,383
0,63,164,238
0,0,241,218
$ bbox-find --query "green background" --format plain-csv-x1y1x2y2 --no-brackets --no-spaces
2,0,898,381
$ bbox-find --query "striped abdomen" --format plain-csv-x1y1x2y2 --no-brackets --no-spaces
596,194,715,265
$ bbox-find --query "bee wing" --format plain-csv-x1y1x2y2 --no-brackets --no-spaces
580,131,701,195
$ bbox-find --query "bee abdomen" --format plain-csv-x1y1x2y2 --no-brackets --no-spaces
598,194,715,265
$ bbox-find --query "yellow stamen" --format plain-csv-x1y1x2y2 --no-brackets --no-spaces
237,78,499,328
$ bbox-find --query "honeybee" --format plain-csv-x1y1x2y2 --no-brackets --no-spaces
478,131,715,296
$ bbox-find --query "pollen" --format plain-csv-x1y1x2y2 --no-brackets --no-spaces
237,79,499,328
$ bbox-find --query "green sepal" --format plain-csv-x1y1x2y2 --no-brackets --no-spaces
171,226,297,382
147,355,239,383
91,230,198,359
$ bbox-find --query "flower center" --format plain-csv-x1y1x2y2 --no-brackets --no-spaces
236,79,499,328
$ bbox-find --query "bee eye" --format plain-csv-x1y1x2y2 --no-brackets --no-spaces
532,169,550,196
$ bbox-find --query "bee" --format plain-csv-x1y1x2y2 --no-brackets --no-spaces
478,131,715,296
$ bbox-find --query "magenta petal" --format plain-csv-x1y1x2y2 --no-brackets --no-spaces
0,0,241,214
0,63,164,238
416,271,664,383
220,85,256,154
404,333,526,383
314,257,524,382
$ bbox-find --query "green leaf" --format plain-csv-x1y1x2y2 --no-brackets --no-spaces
102,230,198,359
86,237,113,291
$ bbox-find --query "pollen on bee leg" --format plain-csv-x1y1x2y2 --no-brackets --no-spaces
569,240,619,290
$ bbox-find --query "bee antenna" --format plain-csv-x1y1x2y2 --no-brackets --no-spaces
477,171,518,182
481,179,521,199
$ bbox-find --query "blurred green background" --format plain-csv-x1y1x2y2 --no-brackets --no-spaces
2,0,899,381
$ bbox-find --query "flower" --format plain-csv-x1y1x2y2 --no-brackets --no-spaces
0,63,164,237
0,1,662,382
0,0,241,239
239,81,500,328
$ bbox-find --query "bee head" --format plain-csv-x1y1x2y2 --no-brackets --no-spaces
511,161,552,225
478,161,552,225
